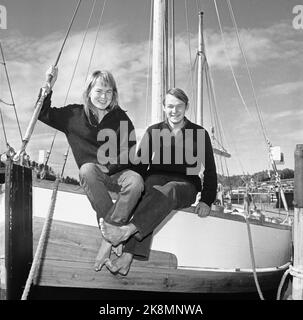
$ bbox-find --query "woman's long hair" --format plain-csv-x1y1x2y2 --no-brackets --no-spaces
83,70,119,124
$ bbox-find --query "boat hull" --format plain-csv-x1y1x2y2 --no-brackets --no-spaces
31,217,289,296
0,179,293,298
31,181,292,270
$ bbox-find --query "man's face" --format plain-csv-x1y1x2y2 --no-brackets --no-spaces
163,94,188,125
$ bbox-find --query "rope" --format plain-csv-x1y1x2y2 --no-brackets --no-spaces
170,0,176,88
226,0,268,145
224,0,289,214
13,0,83,162
276,265,303,300
21,143,71,300
0,98,14,106
276,268,291,300
53,0,83,68
45,0,99,167
205,63,227,154
187,54,198,122
0,41,23,142
84,0,107,83
21,0,87,300
21,177,60,300
0,106,8,147
145,0,153,128
213,0,254,120
184,0,196,114
245,212,265,300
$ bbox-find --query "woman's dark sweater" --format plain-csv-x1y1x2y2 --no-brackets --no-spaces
38,91,137,175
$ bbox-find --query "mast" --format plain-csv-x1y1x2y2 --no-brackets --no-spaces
151,0,167,124
196,12,205,127
169,0,175,88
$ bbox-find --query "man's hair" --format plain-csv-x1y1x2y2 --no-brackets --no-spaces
164,88,189,106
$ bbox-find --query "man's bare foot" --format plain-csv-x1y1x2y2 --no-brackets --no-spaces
105,252,133,276
94,236,112,271
99,218,137,246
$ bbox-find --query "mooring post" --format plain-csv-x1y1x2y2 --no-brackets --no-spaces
0,160,33,300
293,144,303,300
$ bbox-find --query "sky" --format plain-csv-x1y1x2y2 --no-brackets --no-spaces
0,0,302,179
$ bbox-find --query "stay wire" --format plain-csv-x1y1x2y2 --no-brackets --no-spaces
184,0,197,114
0,107,8,147
212,0,253,120
226,0,269,145
84,0,107,83
21,0,84,300
0,41,23,142
54,0,83,67
45,0,98,168
145,0,153,128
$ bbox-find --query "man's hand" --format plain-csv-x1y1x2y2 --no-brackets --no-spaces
194,201,211,218
99,165,109,173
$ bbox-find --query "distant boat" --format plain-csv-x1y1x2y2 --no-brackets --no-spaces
0,0,292,300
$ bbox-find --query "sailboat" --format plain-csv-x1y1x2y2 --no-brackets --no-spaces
0,0,292,300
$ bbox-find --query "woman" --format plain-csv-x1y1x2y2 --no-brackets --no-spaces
38,66,144,271
100,88,218,275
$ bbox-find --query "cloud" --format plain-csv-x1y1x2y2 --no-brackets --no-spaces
202,22,302,70
0,20,301,175
262,81,303,96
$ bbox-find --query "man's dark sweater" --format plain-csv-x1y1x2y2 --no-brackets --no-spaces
38,91,136,175
135,118,217,206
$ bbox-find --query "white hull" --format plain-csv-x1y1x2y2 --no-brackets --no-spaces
153,210,291,269
0,182,292,271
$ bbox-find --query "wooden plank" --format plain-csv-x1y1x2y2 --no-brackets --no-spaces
1,161,33,300
34,258,287,294
33,217,177,268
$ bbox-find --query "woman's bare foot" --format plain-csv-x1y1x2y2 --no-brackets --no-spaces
94,236,112,271
111,243,123,257
99,218,137,246
105,252,133,276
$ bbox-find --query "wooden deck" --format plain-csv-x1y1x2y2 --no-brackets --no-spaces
32,217,288,295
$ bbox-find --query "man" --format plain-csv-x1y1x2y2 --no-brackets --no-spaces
99,88,217,275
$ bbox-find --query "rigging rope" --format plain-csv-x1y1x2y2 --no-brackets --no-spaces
225,0,289,216
226,0,268,145
0,107,8,147
187,54,198,122
45,0,100,168
205,63,227,153
184,0,197,115
84,0,107,82
21,177,60,300
0,42,23,142
53,0,83,68
170,0,176,88
212,0,254,120
145,0,153,128
21,0,86,300
245,213,265,300
13,0,83,163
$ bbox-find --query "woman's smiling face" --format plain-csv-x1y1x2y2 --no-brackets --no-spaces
89,78,113,110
